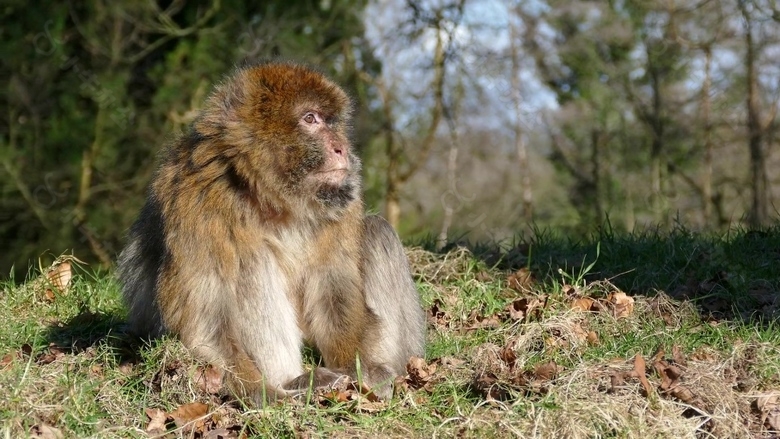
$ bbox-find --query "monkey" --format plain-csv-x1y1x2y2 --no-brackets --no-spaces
117,62,426,404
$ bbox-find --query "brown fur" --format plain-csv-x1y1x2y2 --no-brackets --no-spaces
117,62,425,404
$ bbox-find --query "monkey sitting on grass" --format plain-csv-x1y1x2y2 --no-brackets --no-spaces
117,62,425,405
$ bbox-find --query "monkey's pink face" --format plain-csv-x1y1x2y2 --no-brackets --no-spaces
298,110,351,187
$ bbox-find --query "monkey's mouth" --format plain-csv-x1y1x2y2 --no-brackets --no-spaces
313,168,350,187
317,167,348,174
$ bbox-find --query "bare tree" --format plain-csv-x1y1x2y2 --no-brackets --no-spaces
360,0,463,230
509,5,533,222
739,0,773,227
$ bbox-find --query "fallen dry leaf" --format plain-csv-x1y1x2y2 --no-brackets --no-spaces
145,407,168,434
561,284,579,296
609,371,627,394
169,402,209,428
1,352,17,369
653,356,696,405
406,356,438,392
634,354,653,396
506,296,546,322
316,376,382,408
507,268,535,292
30,424,63,439
500,344,517,370
427,299,449,327
194,365,224,394
47,261,72,294
203,427,239,439
672,345,687,366
607,291,635,318
90,363,104,377
586,331,599,345
118,362,134,375
571,297,596,312
533,361,558,381
464,311,501,331
36,344,67,365
472,372,511,401
756,393,780,431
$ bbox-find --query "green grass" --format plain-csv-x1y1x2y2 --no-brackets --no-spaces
2,224,780,438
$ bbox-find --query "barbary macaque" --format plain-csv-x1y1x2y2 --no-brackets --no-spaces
117,62,425,404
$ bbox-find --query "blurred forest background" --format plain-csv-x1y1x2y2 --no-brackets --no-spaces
1,0,779,277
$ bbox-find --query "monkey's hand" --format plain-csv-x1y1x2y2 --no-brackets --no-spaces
284,367,349,394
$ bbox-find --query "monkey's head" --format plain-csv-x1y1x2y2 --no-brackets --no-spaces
195,62,361,214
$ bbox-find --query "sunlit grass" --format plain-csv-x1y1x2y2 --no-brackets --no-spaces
1,224,779,437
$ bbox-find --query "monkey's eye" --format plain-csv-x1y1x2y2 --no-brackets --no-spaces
303,113,317,124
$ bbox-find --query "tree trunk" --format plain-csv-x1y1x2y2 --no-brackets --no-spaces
742,3,768,227
436,128,459,250
509,13,533,222
385,124,401,229
591,129,602,224
649,66,665,225
701,45,713,227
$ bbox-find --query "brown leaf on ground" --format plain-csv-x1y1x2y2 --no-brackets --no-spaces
472,372,511,401
36,344,67,365
320,388,354,404
607,292,635,318
507,268,535,292
633,354,653,396
1,351,19,369
500,344,517,371
651,346,665,363
194,365,224,394
440,356,465,368
464,310,501,331
587,331,599,345
756,393,780,431
145,407,168,434
169,402,209,428
571,297,596,312
118,361,134,375
90,363,104,377
47,261,72,294
203,428,240,439
672,345,687,367
427,299,450,327
505,296,546,321
316,375,384,409
30,424,64,439
533,361,559,381
648,294,678,326
475,271,493,282
653,355,697,405
406,356,438,392
608,371,628,394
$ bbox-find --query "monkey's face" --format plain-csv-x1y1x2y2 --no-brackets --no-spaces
228,64,361,210
294,108,358,205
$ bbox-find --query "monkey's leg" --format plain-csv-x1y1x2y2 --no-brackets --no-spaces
118,235,166,338
359,215,427,398
225,256,314,405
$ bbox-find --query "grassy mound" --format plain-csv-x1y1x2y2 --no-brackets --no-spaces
1,225,779,438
